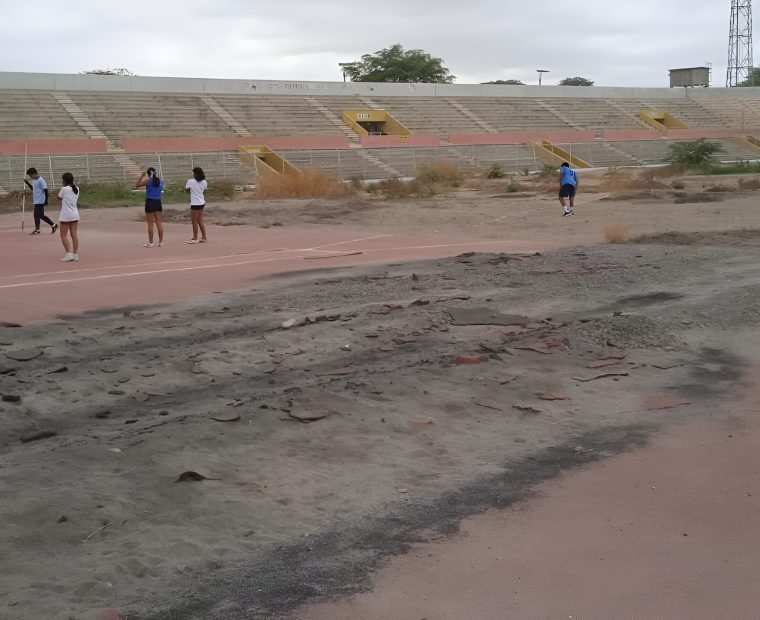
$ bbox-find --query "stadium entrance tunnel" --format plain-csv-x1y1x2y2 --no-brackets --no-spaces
640,109,689,131
239,145,301,178
342,109,411,138
530,139,592,169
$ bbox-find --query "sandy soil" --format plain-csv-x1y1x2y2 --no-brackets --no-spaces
2,173,760,619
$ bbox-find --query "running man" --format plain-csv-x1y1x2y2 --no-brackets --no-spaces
559,162,578,217
24,168,57,234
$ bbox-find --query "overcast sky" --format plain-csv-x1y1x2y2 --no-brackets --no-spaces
0,1,739,87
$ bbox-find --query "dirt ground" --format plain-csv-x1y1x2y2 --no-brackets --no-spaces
2,170,760,619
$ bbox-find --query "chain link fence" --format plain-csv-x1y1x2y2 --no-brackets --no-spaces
6,139,743,192
1,151,256,192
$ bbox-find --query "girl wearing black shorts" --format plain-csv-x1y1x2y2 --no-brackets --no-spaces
136,167,165,247
184,167,208,244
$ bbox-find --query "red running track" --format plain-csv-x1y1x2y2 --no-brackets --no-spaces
0,216,545,324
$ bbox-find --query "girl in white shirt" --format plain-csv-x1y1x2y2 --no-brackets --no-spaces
58,172,80,262
184,167,208,244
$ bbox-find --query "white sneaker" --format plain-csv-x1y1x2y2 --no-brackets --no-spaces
72,254,79,261
185,239,199,244
61,253,74,262
158,241,163,247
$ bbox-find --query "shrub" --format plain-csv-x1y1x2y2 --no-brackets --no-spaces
417,162,463,187
605,225,630,244
506,179,523,193
668,139,722,168
486,164,506,179
255,168,350,199
671,180,685,190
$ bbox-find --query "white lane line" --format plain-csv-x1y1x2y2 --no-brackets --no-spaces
0,235,393,281
307,234,390,251
0,240,522,290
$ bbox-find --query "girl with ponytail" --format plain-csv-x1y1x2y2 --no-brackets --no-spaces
136,167,165,247
58,172,80,262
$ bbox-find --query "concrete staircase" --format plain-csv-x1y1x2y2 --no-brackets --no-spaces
200,96,252,137
603,141,643,165
52,92,143,178
606,99,652,129
51,92,109,140
445,98,497,133
356,150,402,177
306,97,359,142
536,99,583,130
358,96,383,109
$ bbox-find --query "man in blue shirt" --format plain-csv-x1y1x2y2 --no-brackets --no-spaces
558,162,578,217
24,167,57,235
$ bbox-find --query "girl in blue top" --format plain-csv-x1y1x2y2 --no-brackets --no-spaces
136,167,165,247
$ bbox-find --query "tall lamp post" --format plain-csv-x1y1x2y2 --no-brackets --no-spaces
338,63,351,83
537,69,550,86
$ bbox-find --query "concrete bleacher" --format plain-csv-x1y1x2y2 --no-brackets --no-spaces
71,92,235,141
639,98,726,127
444,97,568,133
5,72,760,187
367,97,488,135
537,98,649,132
0,90,89,140
211,95,353,137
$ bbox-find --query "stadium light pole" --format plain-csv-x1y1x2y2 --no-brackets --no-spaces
338,62,350,83
537,69,550,86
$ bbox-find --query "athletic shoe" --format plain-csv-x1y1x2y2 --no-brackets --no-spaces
72,254,79,261
51,224,58,234
144,243,155,248
158,242,163,247
185,239,199,244
61,253,75,262
30,229,41,235
199,238,208,244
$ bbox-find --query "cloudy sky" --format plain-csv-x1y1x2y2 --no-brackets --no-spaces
0,1,738,87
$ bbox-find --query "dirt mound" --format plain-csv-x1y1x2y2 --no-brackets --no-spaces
630,229,760,247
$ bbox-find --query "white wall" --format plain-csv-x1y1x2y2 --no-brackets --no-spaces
2,71,760,100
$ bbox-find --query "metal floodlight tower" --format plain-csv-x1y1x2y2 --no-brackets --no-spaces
727,0,754,87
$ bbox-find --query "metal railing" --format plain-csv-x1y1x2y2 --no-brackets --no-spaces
1,151,256,190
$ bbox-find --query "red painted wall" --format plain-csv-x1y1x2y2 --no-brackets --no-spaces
0,139,108,155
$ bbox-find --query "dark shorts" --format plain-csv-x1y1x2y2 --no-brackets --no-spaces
190,204,205,211
145,198,163,213
559,184,576,198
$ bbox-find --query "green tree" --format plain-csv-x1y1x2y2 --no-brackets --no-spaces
559,76,594,86
669,139,722,167
737,67,760,87
482,79,525,85
341,44,454,83
84,68,136,76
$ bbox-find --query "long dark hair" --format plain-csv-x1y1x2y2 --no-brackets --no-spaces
147,167,161,187
61,172,79,195
192,167,206,182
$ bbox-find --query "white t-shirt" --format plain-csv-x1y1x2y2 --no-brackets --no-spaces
185,179,208,206
58,186,80,222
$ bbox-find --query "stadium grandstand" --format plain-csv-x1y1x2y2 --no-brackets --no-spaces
2,70,760,192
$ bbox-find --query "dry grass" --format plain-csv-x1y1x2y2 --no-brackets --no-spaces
638,165,685,182
255,168,351,199
739,178,760,190
368,162,464,199
604,224,630,244
416,162,463,187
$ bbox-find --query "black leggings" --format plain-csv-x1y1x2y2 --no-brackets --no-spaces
34,204,54,229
